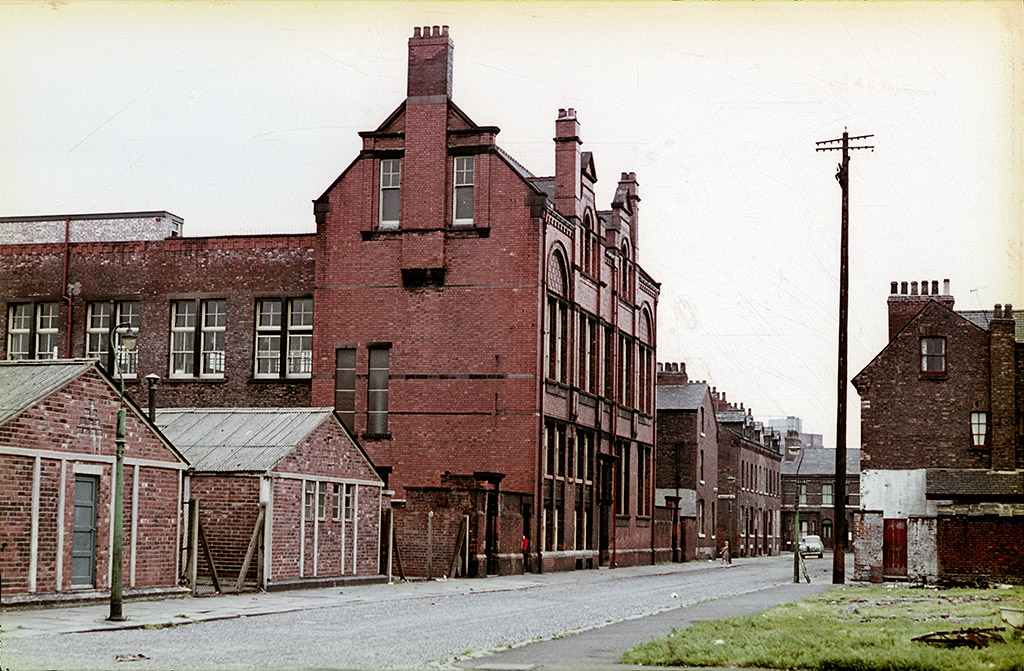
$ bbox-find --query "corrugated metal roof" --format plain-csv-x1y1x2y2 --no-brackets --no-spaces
0,359,97,426
781,448,861,476
656,383,708,411
155,408,333,473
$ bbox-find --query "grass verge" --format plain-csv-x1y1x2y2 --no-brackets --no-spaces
621,584,1024,671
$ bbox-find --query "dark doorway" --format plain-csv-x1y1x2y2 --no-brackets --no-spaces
72,474,99,587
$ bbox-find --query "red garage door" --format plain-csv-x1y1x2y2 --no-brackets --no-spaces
883,518,907,577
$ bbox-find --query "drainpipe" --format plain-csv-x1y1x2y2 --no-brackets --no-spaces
534,209,548,574
62,216,73,357
610,250,619,569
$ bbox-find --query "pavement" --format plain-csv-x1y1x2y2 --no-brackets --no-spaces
1,557,844,670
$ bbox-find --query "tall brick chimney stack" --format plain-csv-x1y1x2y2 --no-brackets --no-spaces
407,25,453,99
404,26,452,229
554,108,582,220
887,278,954,341
989,303,1016,470
612,172,641,250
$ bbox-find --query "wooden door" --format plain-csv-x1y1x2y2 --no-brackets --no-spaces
883,518,907,577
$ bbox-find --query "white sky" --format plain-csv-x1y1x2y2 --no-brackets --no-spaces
2,1,1022,449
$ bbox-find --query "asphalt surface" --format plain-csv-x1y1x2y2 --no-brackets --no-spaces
1,554,847,671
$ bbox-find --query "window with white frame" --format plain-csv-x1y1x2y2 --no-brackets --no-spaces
254,298,313,379
169,299,225,379
332,483,341,521
6,303,32,359
201,300,226,377
303,481,316,521
86,302,112,361
453,156,474,225
379,158,401,228
970,411,989,448
822,483,833,506
114,302,139,376
698,499,706,537
343,484,354,522
169,301,196,377
35,303,60,359
798,483,807,505
316,482,327,521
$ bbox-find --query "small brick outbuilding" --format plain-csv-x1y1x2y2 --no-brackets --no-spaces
155,408,385,590
0,360,188,604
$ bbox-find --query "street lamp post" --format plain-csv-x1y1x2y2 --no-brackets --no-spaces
108,322,138,622
726,475,736,560
789,445,804,584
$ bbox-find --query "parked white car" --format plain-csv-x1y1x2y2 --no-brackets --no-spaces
799,535,824,558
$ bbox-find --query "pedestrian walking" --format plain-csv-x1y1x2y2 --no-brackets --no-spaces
719,541,730,567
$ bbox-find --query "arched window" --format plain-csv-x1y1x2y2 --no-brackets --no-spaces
545,249,569,382
620,242,631,298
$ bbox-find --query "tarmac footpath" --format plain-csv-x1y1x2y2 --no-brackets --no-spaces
453,581,835,671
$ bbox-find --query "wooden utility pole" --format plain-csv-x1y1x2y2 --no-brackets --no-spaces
815,129,873,585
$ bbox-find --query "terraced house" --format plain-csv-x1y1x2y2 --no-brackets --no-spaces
1,26,660,578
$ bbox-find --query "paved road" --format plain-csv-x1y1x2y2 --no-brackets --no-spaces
2,554,841,671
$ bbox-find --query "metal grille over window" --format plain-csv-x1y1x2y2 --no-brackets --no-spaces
287,298,313,376
201,300,226,377
170,301,196,377
255,300,282,377
115,302,140,376
379,159,401,228
453,156,474,225
367,347,390,435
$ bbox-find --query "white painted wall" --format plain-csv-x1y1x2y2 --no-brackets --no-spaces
860,469,949,518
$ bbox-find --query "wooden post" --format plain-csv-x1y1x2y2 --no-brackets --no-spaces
189,499,199,593
426,510,434,580
236,504,266,592
198,515,222,594
391,517,405,581
463,513,470,577
449,515,468,578
386,508,394,583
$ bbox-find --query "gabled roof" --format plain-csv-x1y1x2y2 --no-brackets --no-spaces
656,383,708,411
781,448,860,476
155,407,335,473
0,359,97,426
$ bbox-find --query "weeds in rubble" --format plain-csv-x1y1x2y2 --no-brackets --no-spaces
621,584,1024,670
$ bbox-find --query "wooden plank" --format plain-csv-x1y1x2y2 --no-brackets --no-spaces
235,504,266,592
449,516,468,578
392,518,405,582
198,515,222,594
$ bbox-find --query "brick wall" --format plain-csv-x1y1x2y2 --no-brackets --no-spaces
0,366,183,596
853,510,884,582
191,475,261,582
938,515,1024,584
0,234,316,409
856,301,993,471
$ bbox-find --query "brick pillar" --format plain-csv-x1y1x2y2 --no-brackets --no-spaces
990,304,1016,470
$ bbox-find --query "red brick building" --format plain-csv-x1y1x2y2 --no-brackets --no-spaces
655,362,719,561
1,27,659,575
155,408,383,590
780,447,860,552
713,395,783,558
852,279,1023,583
0,360,188,604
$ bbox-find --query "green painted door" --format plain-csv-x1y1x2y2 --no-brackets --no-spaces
72,475,99,587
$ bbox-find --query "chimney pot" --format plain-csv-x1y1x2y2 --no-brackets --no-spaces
995,304,1003,319
943,279,951,295
414,27,422,37
1005,304,1013,319
890,281,898,294
901,281,909,294
921,281,929,296
911,281,918,295
931,280,939,295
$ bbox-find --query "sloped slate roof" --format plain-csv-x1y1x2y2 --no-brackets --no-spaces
155,408,333,473
716,410,748,424
656,383,708,411
926,469,1024,498
0,359,97,426
957,310,1024,343
781,448,861,476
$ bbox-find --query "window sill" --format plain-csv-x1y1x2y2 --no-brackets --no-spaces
919,373,947,381
165,376,228,384
361,226,490,241
248,376,312,384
